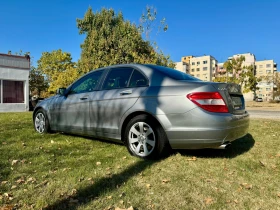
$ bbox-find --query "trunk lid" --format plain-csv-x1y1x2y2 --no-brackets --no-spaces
211,83,245,115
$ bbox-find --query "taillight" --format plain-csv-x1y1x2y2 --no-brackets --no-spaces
187,92,229,113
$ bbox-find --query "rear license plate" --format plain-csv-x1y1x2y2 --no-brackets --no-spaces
232,97,242,109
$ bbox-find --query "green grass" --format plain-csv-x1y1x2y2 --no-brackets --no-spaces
0,112,279,210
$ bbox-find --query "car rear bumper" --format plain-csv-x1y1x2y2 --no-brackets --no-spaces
157,108,250,149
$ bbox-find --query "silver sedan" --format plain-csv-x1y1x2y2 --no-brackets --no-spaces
33,64,250,159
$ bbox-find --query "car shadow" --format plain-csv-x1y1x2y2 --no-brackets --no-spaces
175,133,255,159
44,159,156,210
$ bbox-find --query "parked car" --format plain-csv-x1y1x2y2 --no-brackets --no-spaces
33,64,250,159
256,97,263,102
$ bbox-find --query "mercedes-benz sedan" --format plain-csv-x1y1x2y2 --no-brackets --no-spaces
33,64,250,159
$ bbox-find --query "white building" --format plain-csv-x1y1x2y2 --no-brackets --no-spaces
0,53,30,112
189,55,217,81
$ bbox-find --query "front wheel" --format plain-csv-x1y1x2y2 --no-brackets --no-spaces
124,114,169,159
34,109,51,134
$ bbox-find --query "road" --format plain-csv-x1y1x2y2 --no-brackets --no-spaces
247,110,280,120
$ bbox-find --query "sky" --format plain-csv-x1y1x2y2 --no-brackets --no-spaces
0,0,280,69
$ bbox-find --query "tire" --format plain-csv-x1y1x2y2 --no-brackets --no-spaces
34,109,51,134
124,114,169,159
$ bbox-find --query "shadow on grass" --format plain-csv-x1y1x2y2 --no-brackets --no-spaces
175,133,255,159
44,159,156,210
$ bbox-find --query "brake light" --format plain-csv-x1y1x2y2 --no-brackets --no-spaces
187,92,229,113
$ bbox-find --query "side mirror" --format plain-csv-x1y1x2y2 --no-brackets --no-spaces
56,88,67,96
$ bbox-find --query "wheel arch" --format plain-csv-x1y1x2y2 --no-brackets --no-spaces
120,111,167,142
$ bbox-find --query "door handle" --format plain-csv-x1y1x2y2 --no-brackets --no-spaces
79,96,88,100
120,90,132,95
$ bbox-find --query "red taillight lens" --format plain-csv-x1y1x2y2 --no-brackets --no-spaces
187,92,229,113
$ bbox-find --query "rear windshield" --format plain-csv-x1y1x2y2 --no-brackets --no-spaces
145,64,200,81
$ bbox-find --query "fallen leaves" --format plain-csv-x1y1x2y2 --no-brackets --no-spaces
162,179,170,184
11,160,19,166
259,160,266,167
16,178,25,184
2,193,13,201
204,197,213,205
0,204,14,210
240,183,253,190
115,206,134,210
34,180,48,188
186,156,197,161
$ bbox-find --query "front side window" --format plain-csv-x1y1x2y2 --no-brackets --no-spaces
197,61,200,65
3,80,24,103
129,70,148,87
191,62,195,65
203,60,207,64
103,68,133,90
266,64,271,68
70,70,104,94
196,68,200,71
203,67,208,71
266,70,271,73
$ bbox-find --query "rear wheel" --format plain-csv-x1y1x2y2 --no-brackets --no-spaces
34,109,51,134
124,114,169,159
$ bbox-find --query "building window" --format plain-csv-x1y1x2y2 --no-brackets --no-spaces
266,70,271,73
3,80,24,103
259,65,263,68
196,74,200,77
266,88,270,91
203,60,207,64
196,68,200,71
259,70,263,74
191,69,194,72
192,62,195,65
197,61,200,65
266,64,271,68
203,67,207,71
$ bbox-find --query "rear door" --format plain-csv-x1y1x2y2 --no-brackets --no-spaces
92,67,148,136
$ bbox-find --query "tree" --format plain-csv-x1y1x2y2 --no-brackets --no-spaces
244,65,261,97
37,49,77,93
29,67,49,97
260,71,280,100
76,7,174,74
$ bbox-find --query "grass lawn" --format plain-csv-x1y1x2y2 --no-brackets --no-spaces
0,112,279,210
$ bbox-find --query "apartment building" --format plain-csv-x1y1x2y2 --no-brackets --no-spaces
0,53,30,112
189,55,217,81
255,60,277,100
175,55,194,74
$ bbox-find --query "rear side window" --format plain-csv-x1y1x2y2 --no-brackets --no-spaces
145,64,200,81
129,70,148,87
102,68,133,90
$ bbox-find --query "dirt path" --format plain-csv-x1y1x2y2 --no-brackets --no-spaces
245,101,280,111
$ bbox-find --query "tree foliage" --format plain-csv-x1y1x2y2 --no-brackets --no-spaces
29,66,49,97
77,7,174,74
214,56,260,94
260,72,280,100
37,49,77,93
